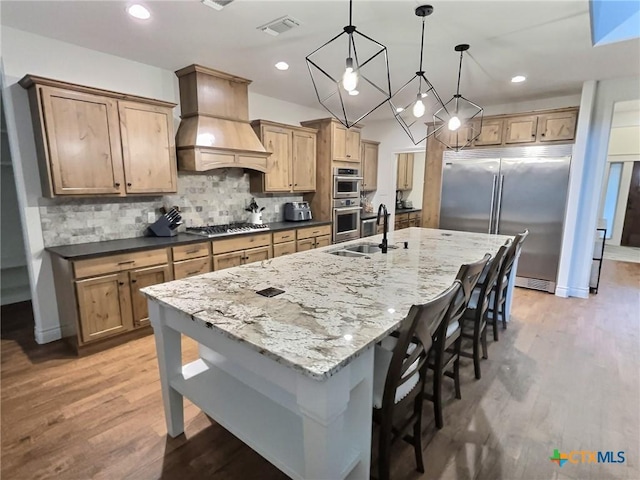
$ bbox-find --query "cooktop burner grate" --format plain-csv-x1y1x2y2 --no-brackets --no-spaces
185,223,270,238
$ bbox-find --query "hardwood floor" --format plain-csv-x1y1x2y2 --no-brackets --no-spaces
2,260,639,480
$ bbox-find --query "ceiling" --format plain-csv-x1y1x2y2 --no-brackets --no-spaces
2,0,639,118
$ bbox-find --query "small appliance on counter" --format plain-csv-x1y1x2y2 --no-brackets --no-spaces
284,202,312,222
404,200,413,209
145,207,182,237
395,190,405,210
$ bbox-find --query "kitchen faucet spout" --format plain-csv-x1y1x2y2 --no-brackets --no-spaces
377,204,389,254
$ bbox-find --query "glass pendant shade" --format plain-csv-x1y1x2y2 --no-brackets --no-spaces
389,5,448,145
306,0,391,128
434,44,484,152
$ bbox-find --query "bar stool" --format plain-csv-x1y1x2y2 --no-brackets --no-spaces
426,254,490,429
372,281,461,480
460,243,509,379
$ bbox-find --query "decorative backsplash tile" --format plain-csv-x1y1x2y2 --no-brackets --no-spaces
39,169,303,247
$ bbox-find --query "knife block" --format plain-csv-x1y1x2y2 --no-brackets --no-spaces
145,216,177,237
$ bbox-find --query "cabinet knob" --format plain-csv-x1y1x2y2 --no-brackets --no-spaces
541,133,546,137
531,133,535,137
294,183,298,186
346,154,351,158
131,279,137,283
289,184,292,187
127,182,132,187
118,281,124,286
115,182,120,187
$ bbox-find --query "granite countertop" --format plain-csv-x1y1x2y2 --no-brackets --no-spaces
394,208,422,214
141,228,511,381
46,219,332,260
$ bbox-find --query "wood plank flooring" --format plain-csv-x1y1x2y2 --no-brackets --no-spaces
2,260,639,480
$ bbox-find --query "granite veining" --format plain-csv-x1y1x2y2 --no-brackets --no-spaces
142,228,512,381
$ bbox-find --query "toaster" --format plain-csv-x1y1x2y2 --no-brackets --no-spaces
284,202,312,222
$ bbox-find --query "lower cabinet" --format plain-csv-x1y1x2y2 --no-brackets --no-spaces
296,225,332,251
273,229,297,258
172,242,212,280
212,233,271,271
395,211,422,230
130,264,171,328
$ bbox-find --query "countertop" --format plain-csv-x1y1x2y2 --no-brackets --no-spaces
394,208,422,214
46,220,332,260
141,228,511,381
362,208,422,221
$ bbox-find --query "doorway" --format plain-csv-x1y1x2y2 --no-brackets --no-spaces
621,161,640,247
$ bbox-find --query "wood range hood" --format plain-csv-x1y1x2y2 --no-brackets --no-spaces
175,64,269,173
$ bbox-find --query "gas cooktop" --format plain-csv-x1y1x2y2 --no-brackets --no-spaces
185,223,270,238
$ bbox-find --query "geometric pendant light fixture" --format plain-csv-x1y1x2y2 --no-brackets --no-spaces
306,0,392,128
389,4,448,145
434,44,484,151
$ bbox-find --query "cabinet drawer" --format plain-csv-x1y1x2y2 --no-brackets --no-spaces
315,235,332,248
297,238,315,252
173,257,211,280
74,249,168,279
212,233,271,254
172,242,210,261
273,230,296,244
297,225,331,240
408,212,418,220
273,241,296,258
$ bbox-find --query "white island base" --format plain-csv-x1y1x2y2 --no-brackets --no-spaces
150,301,375,480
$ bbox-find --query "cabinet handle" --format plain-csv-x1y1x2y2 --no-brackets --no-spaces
115,182,120,187
541,133,546,137
294,183,298,186
531,134,535,137
127,182,132,187
118,281,124,286
289,184,292,186
117,260,135,265
346,154,351,158
185,248,199,254
187,270,200,276
131,279,137,283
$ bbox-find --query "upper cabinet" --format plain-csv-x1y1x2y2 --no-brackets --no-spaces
20,75,177,198
473,118,504,146
396,153,414,191
504,115,539,144
537,111,578,142
250,120,317,193
332,122,361,163
361,139,379,191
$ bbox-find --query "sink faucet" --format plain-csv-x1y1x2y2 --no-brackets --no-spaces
377,204,389,254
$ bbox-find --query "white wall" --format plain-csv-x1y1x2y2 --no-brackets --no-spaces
0,27,325,343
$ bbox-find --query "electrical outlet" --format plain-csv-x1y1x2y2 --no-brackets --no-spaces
147,212,155,223
274,205,280,212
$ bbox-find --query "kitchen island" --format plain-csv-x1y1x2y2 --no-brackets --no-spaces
142,228,513,480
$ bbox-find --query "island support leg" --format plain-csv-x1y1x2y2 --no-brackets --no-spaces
149,301,184,437
296,347,374,480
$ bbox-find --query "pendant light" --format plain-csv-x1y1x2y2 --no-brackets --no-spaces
389,5,448,145
434,44,484,151
306,0,391,128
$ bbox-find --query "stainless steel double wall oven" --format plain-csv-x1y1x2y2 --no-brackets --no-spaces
332,167,362,243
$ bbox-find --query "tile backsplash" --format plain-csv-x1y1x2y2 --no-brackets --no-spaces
39,169,304,247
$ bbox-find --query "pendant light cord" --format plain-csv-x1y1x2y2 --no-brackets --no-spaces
419,17,425,72
456,49,464,96
349,0,353,26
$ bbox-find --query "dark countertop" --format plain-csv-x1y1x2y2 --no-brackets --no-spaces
394,208,422,215
46,219,332,260
361,212,378,220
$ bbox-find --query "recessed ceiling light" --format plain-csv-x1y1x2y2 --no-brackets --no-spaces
511,75,526,83
127,4,151,20
275,61,289,71
348,90,359,96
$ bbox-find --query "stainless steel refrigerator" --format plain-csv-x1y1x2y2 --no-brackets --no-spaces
440,144,572,293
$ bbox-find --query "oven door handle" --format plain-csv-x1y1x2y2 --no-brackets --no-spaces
334,176,364,181
334,207,363,212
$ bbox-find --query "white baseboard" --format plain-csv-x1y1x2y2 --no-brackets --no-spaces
34,325,63,344
555,285,590,299
555,286,570,298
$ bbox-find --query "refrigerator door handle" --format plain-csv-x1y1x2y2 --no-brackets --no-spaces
495,174,505,234
488,175,498,234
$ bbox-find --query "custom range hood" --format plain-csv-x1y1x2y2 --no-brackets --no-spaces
175,64,269,172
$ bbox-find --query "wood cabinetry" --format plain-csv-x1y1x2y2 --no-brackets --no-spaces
536,111,578,142
332,123,361,163
396,153,414,190
395,211,422,231
272,230,297,258
296,225,332,251
212,233,271,271
505,115,538,144
19,75,177,198
250,120,317,193
172,242,211,280
361,140,379,191
474,119,504,146
53,248,170,351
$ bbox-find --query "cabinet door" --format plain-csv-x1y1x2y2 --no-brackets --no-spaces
76,272,133,344
505,115,538,144
297,238,315,252
315,235,332,248
173,257,211,280
474,119,504,146
40,86,125,196
404,153,414,189
447,123,475,148
345,129,361,162
291,130,316,192
273,241,296,258
213,252,243,271
362,142,378,191
243,246,271,264
262,125,292,192
119,101,177,194
397,154,407,190
537,111,577,142
130,264,171,328
332,123,347,161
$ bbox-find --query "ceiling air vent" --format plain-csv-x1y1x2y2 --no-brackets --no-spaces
257,16,301,36
201,0,234,11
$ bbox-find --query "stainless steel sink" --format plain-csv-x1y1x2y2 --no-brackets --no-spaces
344,243,382,254
328,250,369,258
